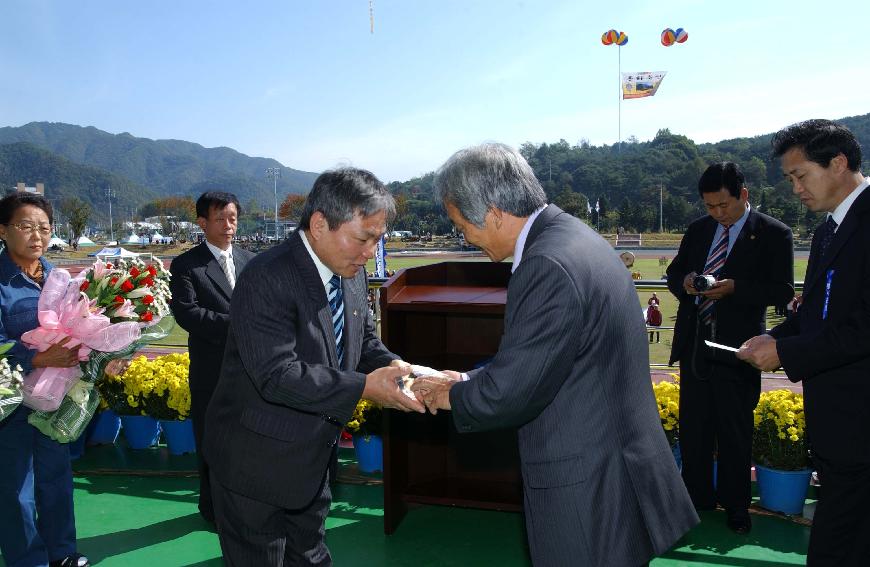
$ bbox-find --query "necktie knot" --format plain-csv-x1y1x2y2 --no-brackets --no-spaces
818,216,838,258
329,274,341,292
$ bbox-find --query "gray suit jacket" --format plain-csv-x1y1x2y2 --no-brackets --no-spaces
203,231,397,508
450,206,698,566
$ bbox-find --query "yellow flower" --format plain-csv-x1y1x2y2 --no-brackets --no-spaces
108,352,191,419
753,390,808,470
652,378,680,446
346,399,382,435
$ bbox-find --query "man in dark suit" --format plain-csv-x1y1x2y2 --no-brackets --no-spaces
738,119,870,565
412,143,698,567
667,162,794,534
203,168,425,566
169,191,255,523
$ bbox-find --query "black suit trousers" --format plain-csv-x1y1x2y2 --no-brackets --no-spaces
191,383,215,520
211,464,333,567
679,347,760,514
807,456,870,566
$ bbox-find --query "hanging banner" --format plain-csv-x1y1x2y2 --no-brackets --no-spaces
621,71,667,99
375,235,387,277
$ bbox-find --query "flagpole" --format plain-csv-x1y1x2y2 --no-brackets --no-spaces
618,46,622,153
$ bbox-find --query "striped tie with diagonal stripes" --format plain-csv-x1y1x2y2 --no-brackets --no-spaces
698,225,730,325
328,274,345,366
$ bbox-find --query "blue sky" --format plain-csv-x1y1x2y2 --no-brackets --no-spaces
2,0,868,182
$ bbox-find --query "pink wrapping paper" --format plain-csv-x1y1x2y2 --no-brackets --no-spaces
21,269,142,411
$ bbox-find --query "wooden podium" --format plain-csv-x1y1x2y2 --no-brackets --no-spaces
379,261,523,534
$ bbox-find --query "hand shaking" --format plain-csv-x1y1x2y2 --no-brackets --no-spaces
410,370,461,415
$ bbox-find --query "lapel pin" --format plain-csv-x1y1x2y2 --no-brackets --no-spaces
750,235,756,240
353,310,358,316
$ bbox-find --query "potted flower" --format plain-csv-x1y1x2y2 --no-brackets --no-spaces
752,389,811,515
97,356,160,449
97,353,191,453
86,394,122,447
345,399,383,473
652,375,681,466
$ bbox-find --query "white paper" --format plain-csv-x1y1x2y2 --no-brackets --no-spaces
398,364,447,400
704,340,739,353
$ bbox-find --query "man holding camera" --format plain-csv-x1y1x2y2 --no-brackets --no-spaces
667,162,794,534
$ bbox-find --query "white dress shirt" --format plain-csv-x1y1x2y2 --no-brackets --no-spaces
205,240,235,287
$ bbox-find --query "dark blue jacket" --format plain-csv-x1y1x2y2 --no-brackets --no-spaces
0,250,52,373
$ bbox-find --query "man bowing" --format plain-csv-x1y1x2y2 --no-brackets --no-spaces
412,143,698,567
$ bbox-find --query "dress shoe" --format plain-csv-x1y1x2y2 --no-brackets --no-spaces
726,513,752,535
49,553,90,567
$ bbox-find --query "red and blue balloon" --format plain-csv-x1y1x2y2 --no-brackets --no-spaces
661,27,688,46
601,29,628,46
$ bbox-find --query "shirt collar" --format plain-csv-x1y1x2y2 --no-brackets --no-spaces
0,249,51,285
204,240,233,262
829,176,869,228
299,230,336,288
511,204,548,273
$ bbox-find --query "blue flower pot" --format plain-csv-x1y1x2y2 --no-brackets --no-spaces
160,419,196,455
353,434,383,473
120,415,161,449
755,465,812,515
86,409,121,446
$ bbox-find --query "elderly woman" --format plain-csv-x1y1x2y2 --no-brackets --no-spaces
0,193,88,567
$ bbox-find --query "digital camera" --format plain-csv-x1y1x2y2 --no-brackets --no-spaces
693,274,717,292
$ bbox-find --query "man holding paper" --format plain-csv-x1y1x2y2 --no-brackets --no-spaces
738,119,870,565
666,162,793,534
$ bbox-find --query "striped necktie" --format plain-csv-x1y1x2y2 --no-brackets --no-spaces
698,225,730,325
328,274,345,366
219,252,235,289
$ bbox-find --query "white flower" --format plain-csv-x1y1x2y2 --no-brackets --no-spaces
126,287,152,299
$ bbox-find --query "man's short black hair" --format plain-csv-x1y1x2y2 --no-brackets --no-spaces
196,192,241,219
698,162,744,198
771,119,862,171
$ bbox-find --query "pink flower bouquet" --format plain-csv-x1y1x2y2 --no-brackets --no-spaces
24,257,172,442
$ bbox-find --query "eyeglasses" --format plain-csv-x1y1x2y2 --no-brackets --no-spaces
8,222,52,235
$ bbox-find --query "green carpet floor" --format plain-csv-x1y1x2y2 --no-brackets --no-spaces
1,445,811,566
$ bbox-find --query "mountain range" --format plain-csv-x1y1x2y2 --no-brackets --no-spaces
2,115,869,232
0,122,318,221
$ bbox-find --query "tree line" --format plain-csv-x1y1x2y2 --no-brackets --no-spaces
35,113,870,239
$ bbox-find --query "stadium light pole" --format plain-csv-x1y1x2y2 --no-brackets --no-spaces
265,167,282,239
659,183,664,233
105,186,116,242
